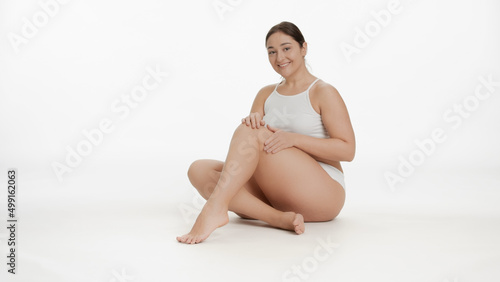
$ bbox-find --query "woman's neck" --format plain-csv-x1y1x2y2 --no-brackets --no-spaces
282,65,314,88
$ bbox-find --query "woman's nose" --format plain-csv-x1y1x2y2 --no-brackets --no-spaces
277,51,285,61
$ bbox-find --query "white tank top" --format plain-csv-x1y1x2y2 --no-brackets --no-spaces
263,78,330,139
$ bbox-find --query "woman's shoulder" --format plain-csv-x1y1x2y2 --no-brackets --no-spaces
256,83,278,100
311,79,341,100
260,83,279,93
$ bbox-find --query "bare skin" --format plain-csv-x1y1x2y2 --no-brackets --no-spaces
188,159,305,234
177,30,355,244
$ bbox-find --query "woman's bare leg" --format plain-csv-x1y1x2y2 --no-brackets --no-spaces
176,124,345,244
176,124,275,244
187,159,304,233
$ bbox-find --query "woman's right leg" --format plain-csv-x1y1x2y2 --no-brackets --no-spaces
177,124,343,244
187,159,304,232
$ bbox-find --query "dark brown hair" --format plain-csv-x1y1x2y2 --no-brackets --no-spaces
265,21,306,48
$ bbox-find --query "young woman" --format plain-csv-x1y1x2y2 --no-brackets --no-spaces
177,21,355,244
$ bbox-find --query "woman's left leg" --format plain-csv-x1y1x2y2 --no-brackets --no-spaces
177,124,274,244
187,159,304,232
177,124,345,244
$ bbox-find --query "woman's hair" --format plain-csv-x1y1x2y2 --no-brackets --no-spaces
265,21,306,48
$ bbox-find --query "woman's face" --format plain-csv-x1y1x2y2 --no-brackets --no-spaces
266,32,307,78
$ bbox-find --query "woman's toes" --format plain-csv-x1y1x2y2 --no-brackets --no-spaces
293,213,305,234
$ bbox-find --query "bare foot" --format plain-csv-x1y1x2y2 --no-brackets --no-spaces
280,212,305,235
292,213,305,234
177,200,229,244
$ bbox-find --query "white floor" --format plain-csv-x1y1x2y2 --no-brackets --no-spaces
1,162,499,282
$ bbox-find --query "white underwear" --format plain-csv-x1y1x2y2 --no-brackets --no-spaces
318,162,346,190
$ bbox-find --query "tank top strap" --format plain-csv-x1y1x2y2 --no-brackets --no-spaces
274,79,284,92
306,78,321,92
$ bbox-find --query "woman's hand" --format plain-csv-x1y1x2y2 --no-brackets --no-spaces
241,112,265,129
263,125,297,154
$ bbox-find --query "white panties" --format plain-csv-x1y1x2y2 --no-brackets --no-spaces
318,162,346,190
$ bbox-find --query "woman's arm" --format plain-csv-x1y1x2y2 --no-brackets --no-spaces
298,84,355,162
264,83,355,162
242,84,275,128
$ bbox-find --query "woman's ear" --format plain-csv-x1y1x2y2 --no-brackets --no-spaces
301,42,308,57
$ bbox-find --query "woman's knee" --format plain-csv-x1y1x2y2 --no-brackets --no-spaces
187,160,215,184
188,159,223,187
187,160,203,184
234,123,273,147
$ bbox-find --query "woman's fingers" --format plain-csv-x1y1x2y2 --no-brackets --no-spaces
264,133,278,148
264,129,294,154
266,124,278,133
251,115,257,128
243,113,266,128
254,113,262,128
265,138,280,153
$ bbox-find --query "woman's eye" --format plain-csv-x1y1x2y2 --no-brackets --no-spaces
284,47,290,51
268,51,276,55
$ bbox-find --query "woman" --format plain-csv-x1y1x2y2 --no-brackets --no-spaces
177,21,355,244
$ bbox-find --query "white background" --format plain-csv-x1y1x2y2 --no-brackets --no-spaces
0,0,499,281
